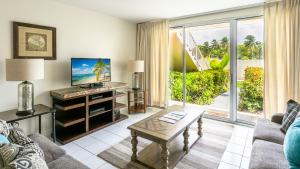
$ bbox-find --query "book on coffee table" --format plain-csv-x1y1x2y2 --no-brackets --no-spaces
159,117,177,124
163,114,183,121
170,111,186,117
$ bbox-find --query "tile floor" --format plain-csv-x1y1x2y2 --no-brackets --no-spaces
60,107,254,169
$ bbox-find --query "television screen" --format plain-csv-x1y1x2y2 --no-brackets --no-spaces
71,58,111,86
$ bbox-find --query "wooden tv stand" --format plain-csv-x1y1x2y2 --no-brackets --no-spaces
50,82,128,144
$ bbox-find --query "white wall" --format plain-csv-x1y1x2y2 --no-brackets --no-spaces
0,0,136,136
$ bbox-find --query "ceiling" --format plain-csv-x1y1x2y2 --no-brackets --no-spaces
53,0,264,23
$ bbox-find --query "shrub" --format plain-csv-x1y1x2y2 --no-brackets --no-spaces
238,67,264,113
169,70,229,105
210,54,230,70
169,71,183,101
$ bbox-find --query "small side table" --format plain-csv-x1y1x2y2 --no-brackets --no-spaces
127,89,147,114
0,104,56,142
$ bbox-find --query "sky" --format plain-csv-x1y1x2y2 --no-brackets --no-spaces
72,58,110,75
189,18,263,45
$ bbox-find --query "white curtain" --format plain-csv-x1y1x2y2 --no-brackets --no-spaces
136,20,169,107
264,0,300,118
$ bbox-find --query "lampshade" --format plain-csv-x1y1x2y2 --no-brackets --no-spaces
127,60,144,72
6,59,44,81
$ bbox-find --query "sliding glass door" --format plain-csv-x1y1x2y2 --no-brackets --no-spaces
236,18,264,123
168,16,264,124
185,23,231,120
169,27,185,107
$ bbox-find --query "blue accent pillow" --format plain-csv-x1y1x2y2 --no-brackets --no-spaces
0,134,10,144
284,117,300,169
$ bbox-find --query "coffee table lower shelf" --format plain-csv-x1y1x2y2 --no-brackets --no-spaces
135,130,200,169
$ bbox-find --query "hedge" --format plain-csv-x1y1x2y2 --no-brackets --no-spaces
238,67,264,113
169,70,229,105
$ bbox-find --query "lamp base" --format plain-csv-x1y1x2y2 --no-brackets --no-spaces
16,109,35,116
18,81,34,114
132,72,140,89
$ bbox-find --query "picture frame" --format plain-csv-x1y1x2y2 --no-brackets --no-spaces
13,22,56,60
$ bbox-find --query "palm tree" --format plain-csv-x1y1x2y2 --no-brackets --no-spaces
255,41,263,59
244,35,256,47
93,60,106,81
211,39,219,49
211,39,220,58
220,37,229,50
199,41,211,58
244,35,256,59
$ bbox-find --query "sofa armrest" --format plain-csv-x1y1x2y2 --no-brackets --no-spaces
28,133,66,163
271,113,284,124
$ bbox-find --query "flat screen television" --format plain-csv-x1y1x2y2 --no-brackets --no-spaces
71,58,111,86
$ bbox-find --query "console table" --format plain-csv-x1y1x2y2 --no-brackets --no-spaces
50,82,128,144
0,104,56,142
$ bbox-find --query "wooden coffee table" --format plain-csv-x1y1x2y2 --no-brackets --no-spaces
127,106,204,169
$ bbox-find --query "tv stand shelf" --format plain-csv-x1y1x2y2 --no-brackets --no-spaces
50,82,128,144
54,103,85,111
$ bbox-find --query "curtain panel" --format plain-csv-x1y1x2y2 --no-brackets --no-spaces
136,20,169,107
264,0,300,118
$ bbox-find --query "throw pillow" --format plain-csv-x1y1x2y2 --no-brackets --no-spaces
0,120,10,137
0,134,9,144
8,129,45,160
281,100,300,133
0,143,48,169
283,99,299,122
284,117,300,169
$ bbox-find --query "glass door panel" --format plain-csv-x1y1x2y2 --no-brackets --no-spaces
184,23,231,119
236,18,264,124
168,28,184,106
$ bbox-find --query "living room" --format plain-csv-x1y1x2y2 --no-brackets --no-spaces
0,0,299,169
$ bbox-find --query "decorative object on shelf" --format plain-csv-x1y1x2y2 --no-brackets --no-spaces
6,59,44,116
13,22,56,60
127,60,144,90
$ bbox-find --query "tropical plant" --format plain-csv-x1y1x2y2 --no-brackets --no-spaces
198,35,263,60
198,41,211,58
210,54,230,70
238,67,264,113
170,70,229,105
93,60,106,81
220,37,229,52
238,35,263,60
198,37,229,60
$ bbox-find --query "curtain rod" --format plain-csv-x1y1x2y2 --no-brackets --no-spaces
169,2,264,22
138,1,281,25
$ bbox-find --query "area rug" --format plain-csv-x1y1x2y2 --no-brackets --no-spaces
98,119,234,169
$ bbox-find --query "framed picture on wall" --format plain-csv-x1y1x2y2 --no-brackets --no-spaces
13,22,56,60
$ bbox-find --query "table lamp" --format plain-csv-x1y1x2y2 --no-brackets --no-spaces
6,59,44,116
127,60,144,90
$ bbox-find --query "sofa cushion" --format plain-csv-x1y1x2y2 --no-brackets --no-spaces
253,119,285,145
29,133,65,163
47,155,89,169
249,140,289,169
271,113,284,124
281,99,300,133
